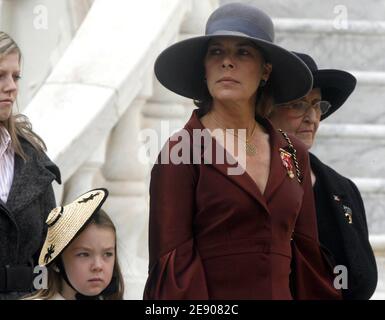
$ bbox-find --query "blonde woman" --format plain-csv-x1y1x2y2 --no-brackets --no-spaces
0,31,60,299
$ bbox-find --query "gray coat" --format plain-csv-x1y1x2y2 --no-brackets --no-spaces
0,138,60,296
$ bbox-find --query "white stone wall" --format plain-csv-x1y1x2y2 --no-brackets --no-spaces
221,0,383,20
0,0,91,110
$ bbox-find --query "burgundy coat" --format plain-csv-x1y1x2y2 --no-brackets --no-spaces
143,110,341,300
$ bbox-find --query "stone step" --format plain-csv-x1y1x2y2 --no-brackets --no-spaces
180,17,385,71
312,123,385,179
311,123,385,234
369,235,385,299
274,18,385,72
322,71,385,125
220,0,383,20
350,179,385,234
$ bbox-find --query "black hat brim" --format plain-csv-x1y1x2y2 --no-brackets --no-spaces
154,33,313,105
314,70,357,120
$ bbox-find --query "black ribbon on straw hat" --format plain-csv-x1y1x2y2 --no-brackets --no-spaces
46,206,63,227
154,2,313,104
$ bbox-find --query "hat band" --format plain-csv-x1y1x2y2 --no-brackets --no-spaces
210,30,251,38
206,17,273,43
47,206,64,227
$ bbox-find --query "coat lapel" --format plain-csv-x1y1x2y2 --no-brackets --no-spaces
310,154,351,228
186,111,293,213
0,196,17,226
310,154,346,214
6,140,60,213
201,132,269,212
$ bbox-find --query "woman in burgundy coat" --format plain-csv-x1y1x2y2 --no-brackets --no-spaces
143,3,341,300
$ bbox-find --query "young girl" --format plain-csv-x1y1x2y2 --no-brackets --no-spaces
26,188,124,300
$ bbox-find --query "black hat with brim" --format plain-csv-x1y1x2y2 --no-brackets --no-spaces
293,52,357,120
155,3,313,105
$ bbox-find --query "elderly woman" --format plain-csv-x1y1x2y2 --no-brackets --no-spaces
143,3,340,300
0,31,60,299
269,52,377,299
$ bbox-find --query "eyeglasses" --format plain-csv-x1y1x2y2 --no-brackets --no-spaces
277,100,331,117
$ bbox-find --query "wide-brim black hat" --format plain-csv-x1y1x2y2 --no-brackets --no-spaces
155,3,313,105
292,52,357,120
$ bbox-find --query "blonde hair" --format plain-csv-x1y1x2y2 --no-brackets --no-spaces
24,209,125,300
0,31,46,160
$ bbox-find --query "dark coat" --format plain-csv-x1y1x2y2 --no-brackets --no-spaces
143,110,341,300
310,153,377,299
0,138,60,297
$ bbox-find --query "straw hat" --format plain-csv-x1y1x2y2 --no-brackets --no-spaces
38,188,109,266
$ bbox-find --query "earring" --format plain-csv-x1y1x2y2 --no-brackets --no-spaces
259,79,266,88
52,264,60,273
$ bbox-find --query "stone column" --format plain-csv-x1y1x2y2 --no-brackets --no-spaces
102,99,149,300
62,138,108,204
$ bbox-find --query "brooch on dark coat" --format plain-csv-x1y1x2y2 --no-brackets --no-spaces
343,205,353,224
333,194,353,224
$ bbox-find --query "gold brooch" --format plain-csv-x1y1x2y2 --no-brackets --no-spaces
279,148,295,179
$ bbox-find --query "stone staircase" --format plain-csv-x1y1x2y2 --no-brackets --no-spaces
221,0,385,299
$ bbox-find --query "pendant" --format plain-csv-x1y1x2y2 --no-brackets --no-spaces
246,142,257,156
